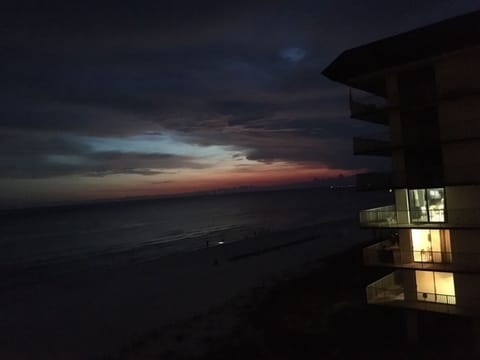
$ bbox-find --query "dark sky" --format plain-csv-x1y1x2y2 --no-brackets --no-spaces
1,0,479,206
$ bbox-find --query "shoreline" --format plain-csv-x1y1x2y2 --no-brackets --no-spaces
0,215,360,292
0,216,371,359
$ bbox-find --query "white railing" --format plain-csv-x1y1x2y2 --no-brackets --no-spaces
359,205,480,228
359,205,397,226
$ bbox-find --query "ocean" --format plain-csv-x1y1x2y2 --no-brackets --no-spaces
0,187,393,359
0,188,391,272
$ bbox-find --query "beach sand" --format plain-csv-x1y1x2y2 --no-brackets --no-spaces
117,239,477,360
0,216,374,359
116,240,396,360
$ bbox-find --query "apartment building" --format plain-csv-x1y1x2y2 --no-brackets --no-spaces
323,11,480,328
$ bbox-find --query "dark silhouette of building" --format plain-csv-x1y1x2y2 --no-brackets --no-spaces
323,10,480,343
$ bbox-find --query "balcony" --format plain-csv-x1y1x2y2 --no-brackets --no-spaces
349,90,389,125
363,240,402,267
366,272,461,315
356,172,392,190
359,205,398,226
366,272,405,304
353,133,392,157
359,206,480,229
363,240,480,272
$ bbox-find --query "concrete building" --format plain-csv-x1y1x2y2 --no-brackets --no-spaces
323,10,480,333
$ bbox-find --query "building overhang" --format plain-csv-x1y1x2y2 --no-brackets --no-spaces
322,10,480,96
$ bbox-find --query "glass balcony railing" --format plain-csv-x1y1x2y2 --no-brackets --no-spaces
359,205,397,226
350,87,480,127
359,206,480,228
349,90,389,125
366,272,405,304
363,240,480,272
366,273,461,315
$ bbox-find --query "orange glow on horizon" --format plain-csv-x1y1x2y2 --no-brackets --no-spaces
0,162,368,206
139,164,365,197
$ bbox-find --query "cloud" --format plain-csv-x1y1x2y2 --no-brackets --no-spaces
0,132,206,179
85,169,166,177
0,0,476,187
280,48,307,63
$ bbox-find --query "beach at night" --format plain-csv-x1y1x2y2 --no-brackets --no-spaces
0,203,372,359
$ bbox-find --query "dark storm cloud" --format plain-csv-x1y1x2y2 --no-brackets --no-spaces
178,126,387,171
1,0,479,178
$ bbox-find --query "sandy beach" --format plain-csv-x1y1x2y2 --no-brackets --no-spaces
115,235,477,360
0,216,375,359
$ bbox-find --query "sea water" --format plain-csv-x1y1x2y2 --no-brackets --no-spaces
0,188,391,270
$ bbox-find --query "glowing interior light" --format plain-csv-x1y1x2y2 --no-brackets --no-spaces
411,229,450,263
415,270,456,305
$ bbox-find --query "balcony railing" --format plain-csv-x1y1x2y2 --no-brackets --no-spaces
363,240,402,266
363,240,480,272
417,292,456,305
366,272,405,303
350,87,480,126
349,90,389,125
366,273,461,315
359,205,480,228
359,205,397,226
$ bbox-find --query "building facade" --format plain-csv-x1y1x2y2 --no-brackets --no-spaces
323,11,480,320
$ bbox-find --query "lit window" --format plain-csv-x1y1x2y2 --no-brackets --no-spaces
415,270,455,305
411,229,451,263
408,188,445,223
